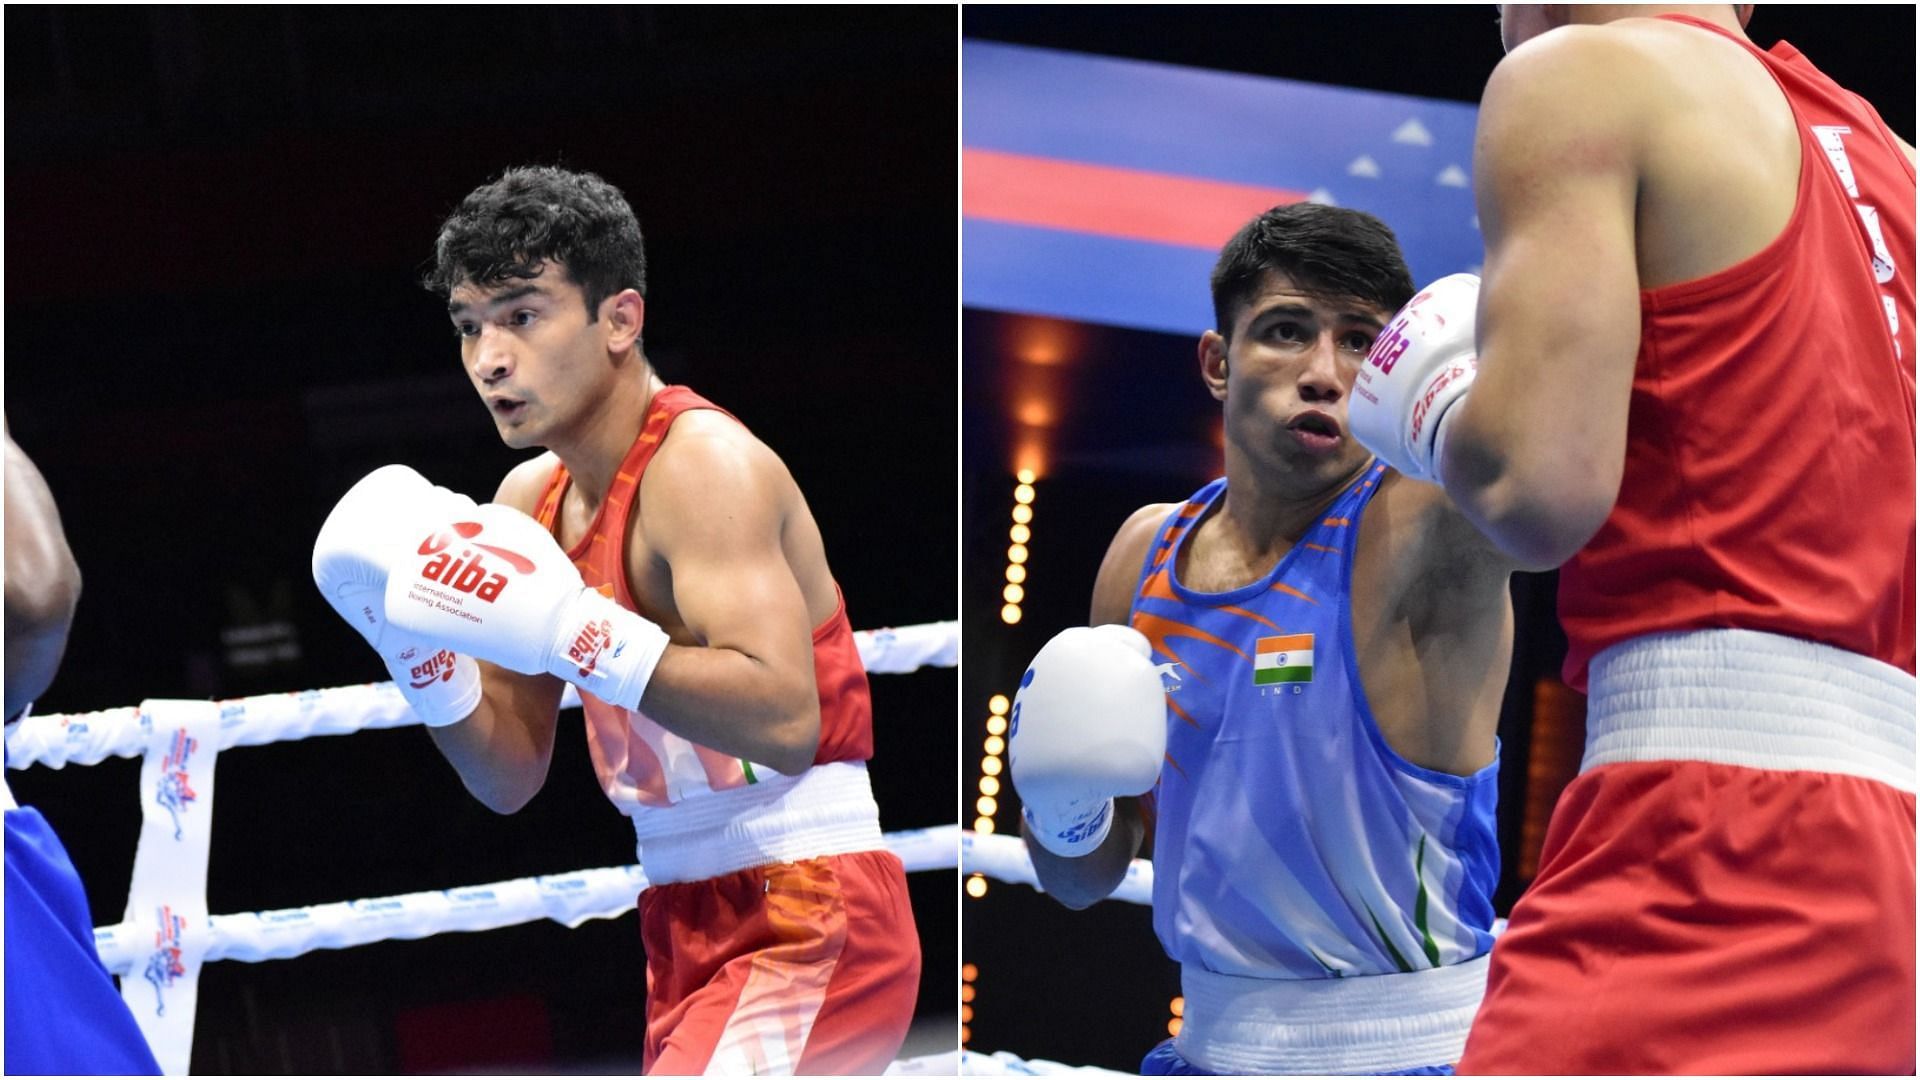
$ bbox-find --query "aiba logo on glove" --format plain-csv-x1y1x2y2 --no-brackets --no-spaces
407,647,463,689
1369,323,1412,374
415,522,536,603
568,618,613,678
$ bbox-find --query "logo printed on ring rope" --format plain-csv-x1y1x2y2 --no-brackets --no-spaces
155,728,200,841
142,905,189,1017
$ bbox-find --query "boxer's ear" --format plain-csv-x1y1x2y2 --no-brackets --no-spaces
602,289,645,354
1199,331,1230,402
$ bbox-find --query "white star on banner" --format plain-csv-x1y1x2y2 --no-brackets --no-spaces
1391,118,1434,146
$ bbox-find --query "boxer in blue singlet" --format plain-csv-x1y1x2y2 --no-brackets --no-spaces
5,419,162,1075
1012,205,1520,1075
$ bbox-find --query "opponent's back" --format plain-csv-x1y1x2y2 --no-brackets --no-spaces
1559,14,1917,688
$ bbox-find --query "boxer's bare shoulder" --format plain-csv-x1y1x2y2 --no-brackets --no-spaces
1091,502,1178,626
639,408,803,559
635,404,839,634
1484,17,1799,289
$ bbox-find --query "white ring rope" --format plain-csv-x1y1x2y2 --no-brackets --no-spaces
90,825,960,977
5,620,957,771
962,830,1154,905
2,619,956,1075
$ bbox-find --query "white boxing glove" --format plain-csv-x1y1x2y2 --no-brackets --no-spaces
1010,624,1168,857
312,466,483,727
1349,273,1481,484
382,501,671,710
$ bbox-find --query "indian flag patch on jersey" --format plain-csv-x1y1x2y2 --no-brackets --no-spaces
1254,634,1314,685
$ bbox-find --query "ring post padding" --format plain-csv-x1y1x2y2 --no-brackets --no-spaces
119,700,223,1076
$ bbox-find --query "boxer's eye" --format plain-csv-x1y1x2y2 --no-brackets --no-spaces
1341,332,1375,353
453,322,478,338
511,310,538,327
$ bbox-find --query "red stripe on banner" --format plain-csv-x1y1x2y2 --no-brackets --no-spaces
963,148,1309,250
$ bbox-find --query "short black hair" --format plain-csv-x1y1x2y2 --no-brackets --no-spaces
425,165,646,320
1209,203,1415,336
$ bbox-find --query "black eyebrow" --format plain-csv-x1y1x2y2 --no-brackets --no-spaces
1250,303,1384,333
447,283,545,316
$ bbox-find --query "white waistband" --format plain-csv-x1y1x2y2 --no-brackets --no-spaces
1176,954,1489,1075
629,761,885,886
1584,630,1917,794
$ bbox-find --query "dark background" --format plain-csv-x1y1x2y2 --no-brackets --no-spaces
959,4,1916,1070
6,7,957,1074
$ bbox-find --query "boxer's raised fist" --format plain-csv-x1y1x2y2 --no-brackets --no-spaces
1351,273,1481,484
1011,625,1167,857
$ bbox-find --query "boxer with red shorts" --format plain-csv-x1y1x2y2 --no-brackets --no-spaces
311,167,919,1074
1351,6,1914,1072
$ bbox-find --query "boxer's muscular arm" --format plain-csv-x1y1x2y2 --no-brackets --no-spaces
632,423,821,777
4,424,82,720
1440,30,1644,568
1022,503,1166,910
424,456,567,814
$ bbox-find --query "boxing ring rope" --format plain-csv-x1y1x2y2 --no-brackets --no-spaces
961,831,1153,905
7,621,959,769
74,826,962,976
5,620,957,1076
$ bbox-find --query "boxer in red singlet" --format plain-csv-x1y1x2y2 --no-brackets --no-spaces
312,166,919,1074
1349,6,1915,1073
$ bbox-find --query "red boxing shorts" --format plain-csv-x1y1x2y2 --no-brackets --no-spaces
640,849,920,1075
1460,631,1916,1075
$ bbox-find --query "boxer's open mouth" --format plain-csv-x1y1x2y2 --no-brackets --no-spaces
1289,411,1342,453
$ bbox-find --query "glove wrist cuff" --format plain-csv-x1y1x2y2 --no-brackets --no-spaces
1024,797,1116,858
544,588,671,710
386,648,481,728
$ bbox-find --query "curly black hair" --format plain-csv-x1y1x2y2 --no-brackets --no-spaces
425,165,646,320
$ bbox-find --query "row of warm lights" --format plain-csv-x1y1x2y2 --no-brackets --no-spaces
967,692,1012,900
1169,995,1184,1038
961,963,979,1046
975,470,1034,899
970,472,1035,1044
1002,470,1036,624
